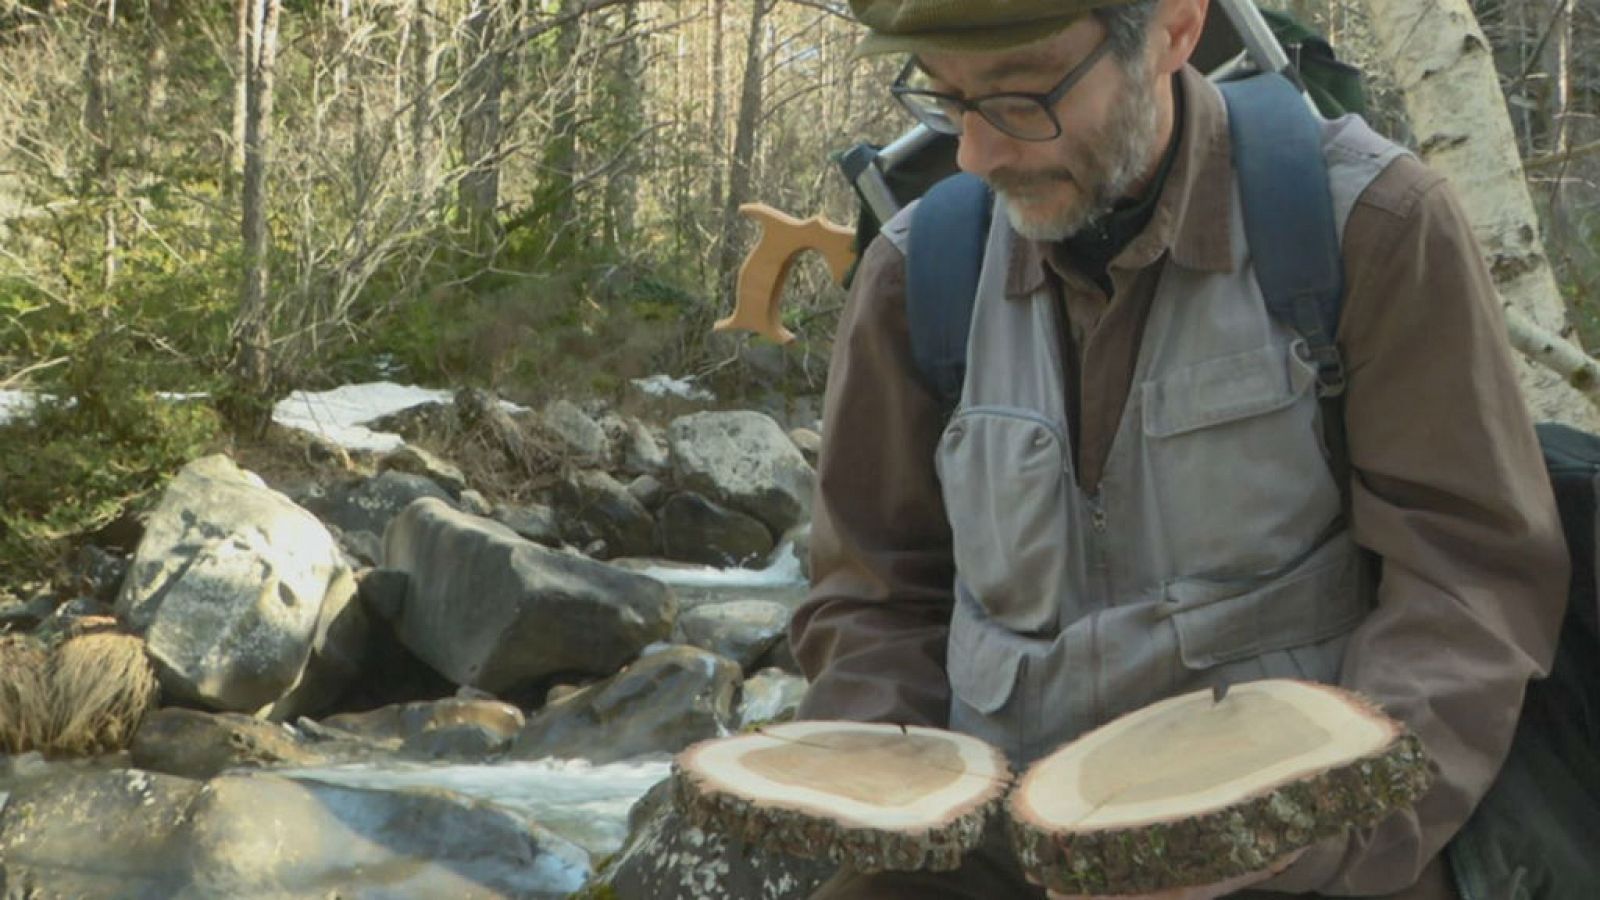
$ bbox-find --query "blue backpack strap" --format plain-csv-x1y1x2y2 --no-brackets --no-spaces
1218,73,1346,398
907,172,992,415
1220,73,1351,500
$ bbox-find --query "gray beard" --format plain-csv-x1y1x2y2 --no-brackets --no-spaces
1002,64,1163,243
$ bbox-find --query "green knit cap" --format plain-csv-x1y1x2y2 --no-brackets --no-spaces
849,0,1125,58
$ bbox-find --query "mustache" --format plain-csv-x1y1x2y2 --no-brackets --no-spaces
987,168,1076,194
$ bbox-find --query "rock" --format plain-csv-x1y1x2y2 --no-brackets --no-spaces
541,398,611,466
0,768,208,898
551,469,658,559
787,427,822,464
0,589,55,630
379,444,468,496
357,568,410,622
510,645,739,765
0,769,592,898
400,723,512,760
493,502,563,546
627,474,667,510
366,401,457,443
385,499,677,695
131,708,320,779
300,470,455,562
115,455,358,715
667,411,816,535
753,636,801,676
781,523,812,581
459,488,494,516
321,697,526,745
675,600,792,672
267,563,370,720
66,545,129,604
657,492,775,568
737,668,808,729
618,417,669,476
581,780,831,900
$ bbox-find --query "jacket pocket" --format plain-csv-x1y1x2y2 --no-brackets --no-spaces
1142,341,1316,438
1161,536,1368,670
936,407,1069,634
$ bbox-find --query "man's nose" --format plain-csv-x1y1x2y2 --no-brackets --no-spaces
955,112,1016,180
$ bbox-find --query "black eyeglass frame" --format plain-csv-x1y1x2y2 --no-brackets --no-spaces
889,38,1113,142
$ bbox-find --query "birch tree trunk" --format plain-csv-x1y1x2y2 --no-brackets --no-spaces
1359,0,1600,427
230,0,281,430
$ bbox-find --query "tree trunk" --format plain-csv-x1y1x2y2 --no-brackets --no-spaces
231,0,281,430
231,0,249,181
409,0,434,189
535,0,584,260
1360,0,1600,426
717,0,772,298
85,0,117,290
458,0,505,255
707,0,726,218
602,3,642,249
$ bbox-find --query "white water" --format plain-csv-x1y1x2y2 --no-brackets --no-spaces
278,757,671,858
639,539,806,588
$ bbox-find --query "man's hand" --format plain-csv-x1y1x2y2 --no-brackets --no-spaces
1041,847,1306,900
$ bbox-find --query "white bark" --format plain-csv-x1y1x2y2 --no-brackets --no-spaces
1360,0,1600,428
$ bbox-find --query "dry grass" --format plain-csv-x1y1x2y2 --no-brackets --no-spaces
47,632,160,756
0,636,51,753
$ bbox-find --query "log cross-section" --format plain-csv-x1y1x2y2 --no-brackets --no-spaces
673,720,1011,873
1009,680,1432,896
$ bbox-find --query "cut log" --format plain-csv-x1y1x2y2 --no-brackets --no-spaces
672,720,1011,872
1010,680,1431,895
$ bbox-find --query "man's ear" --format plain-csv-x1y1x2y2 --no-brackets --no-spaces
1152,0,1211,74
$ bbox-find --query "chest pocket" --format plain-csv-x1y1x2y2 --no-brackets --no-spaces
1140,339,1338,579
936,408,1070,635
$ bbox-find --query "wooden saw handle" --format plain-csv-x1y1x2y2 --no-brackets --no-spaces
715,203,857,345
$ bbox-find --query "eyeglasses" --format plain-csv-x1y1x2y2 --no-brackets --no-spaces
890,39,1112,142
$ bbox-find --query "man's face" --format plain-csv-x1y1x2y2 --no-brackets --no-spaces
918,23,1163,241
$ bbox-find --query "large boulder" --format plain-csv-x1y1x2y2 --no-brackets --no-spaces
0,769,592,898
550,469,657,559
667,411,815,535
579,780,832,900
116,455,360,715
510,645,740,765
657,491,775,568
384,499,677,695
301,470,455,564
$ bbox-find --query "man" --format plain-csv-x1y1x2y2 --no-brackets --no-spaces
790,0,1569,898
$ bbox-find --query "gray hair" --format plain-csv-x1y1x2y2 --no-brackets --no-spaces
1094,0,1162,64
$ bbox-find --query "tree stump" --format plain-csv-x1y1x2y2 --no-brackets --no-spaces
672,720,1012,873
1009,680,1432,895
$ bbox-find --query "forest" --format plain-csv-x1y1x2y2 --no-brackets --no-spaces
0,0,1596,587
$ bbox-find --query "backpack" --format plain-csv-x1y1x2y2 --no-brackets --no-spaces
896,64,1600,900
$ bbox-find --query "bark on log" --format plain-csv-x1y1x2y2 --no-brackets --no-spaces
1009,680,1431,896
672,721,1012,873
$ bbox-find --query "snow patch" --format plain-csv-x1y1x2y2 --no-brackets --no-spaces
271,382,525,453
631,374,713,402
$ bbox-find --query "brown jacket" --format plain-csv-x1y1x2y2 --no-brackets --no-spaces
792,66,1568,897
